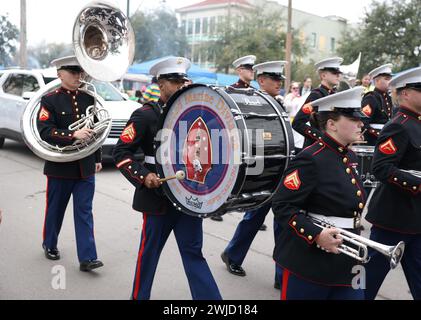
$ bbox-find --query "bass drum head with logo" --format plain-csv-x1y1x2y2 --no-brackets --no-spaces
155,84,243,218
155,84,293,218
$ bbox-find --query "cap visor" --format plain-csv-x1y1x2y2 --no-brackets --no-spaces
346,111,368,119
59,66,83,72
240,64,254,70
322,68,342,75
158,73,189,81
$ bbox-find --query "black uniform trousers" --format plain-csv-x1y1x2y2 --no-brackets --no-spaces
131,206,222,300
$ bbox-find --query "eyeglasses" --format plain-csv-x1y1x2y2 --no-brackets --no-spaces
292,87,299,90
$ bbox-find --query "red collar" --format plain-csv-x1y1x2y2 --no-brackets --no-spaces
320,133,349,156
59,87,79,95
320,84,335,94
399,106,421,121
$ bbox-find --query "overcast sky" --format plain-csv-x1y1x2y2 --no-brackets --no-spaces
1,0,377,46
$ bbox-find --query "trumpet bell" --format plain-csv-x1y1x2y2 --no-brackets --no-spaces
73,1,135,82
389,241,405,269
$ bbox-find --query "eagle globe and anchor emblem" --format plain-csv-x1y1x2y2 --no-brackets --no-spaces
182,116,212,210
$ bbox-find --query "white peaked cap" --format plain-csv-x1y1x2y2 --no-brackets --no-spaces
315,57,344,71
51,56,81,69
368,63,393,79
312,86,366,118
253,61,287,78
149,57,191,79
232,55,256,68
389,66,421,89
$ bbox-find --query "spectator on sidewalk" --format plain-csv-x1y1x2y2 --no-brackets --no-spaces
143,77,160,103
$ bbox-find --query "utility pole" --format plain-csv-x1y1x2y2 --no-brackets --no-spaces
20,0,27,68
285,0,292,91
127,0,130,17
226,0,231,74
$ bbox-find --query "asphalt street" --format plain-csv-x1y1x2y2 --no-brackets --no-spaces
0,140,412,300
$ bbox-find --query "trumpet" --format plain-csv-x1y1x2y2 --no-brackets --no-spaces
310,216,405,269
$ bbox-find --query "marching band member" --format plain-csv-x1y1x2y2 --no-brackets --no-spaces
221,61,286,289
292,57,343,150
361,64,394,145
365,67,421,300
113,57,222,300
213,55,256,223
272,87,367,300
230,55,257,89
37,56,103,272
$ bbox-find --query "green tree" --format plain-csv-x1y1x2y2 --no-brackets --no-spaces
201,6,307,73
338,0,421,75
291,60,318,86
0,15,19,66
29,42,73,68
131,7,187,62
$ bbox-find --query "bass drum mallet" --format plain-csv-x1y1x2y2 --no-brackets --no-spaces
158,171,186,183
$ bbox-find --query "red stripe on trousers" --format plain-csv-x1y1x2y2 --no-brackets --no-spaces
133,213,148,300
281,269,291,300
42,177,49,241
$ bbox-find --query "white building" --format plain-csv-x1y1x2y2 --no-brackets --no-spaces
176,0,348,68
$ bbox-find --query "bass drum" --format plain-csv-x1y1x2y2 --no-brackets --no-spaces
155,84,295,218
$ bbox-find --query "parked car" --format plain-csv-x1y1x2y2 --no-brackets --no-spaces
0,68,141,162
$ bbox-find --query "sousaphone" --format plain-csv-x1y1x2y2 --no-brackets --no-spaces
21,1,135,162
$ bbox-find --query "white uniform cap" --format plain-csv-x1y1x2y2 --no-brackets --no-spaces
51,55,82,71
368,63,393,79
149,57,191,80
311,86,367,118
314,57,344,72
253,61,287,79
232,55,256,69
389,66,421,89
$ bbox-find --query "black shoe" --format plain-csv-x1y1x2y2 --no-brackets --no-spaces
259,223,267,231
80,260,104,272
43,245,60,260
274,281,281,290
211,216,223,222
221,252,246,277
